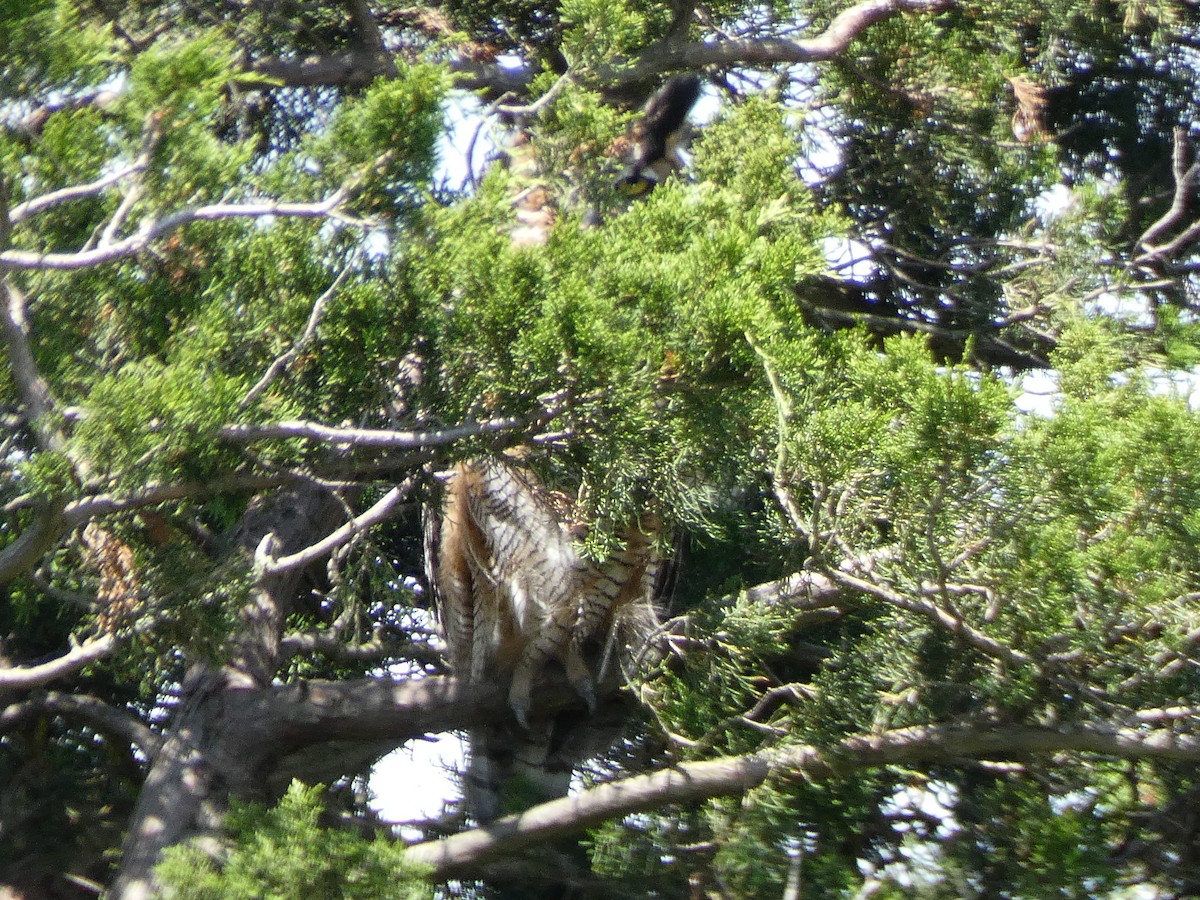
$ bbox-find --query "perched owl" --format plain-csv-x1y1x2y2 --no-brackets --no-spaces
428,457,664,820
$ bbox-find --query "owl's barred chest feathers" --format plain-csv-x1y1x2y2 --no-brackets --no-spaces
429,458,665,822
434,459,662,714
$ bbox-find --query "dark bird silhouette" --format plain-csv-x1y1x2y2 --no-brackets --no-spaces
617,74,703,196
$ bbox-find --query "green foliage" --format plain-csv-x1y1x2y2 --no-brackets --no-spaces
951,775,1116,898
538,84,630,196
401,95,836,541
16,449,77,500
314,66,445,214
123,34,256,205
157,782,432,900
560,0,650,70
6,1,1200,897
1052,316,1130,401
71,355,246,484
692,96,813,212
647,592,802,752
0,0,113,92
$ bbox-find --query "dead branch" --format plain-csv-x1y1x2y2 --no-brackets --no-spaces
0,191,352,271
258,479,413,575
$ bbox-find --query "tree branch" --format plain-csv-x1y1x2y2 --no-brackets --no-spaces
244,0,955,95
0,191,352,271
405,719,1200,879
228,484,347,685
343,0,395,71
829,567,1032,668
217,415,534,450
1,279,65,453
1,690,160,757
62,473,298,523
606,0,955,83
9,158,148,226
0,500,68,584
279,628,442,666
258,480,412,575
265,674,508,744
238,264,355,410
1137,127,1200,258
0,633,116,692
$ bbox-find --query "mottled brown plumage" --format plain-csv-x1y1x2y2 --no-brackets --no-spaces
430,458,663,820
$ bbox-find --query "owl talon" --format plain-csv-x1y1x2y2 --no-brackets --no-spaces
574,676,597,713
509,688,532,730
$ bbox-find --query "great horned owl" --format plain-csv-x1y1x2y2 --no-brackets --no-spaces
428,457,664,821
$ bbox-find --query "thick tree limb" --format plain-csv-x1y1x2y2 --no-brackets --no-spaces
1137,127,1200,259
1,279,65,452
344,0,395,70
266,674,511,745
245,0,955,95
249,49,408,92
405,720,1200,879
229,484,347,685
110,671,229,900
0,500,67,584
108,673,510,900
601,0,956,84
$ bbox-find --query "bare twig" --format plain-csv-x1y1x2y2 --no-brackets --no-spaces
259,479,413,575
829,567,1031,668
218,415,534,449
239,264,356,410
496,71,575,117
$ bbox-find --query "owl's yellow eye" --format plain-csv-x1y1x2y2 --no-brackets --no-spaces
616,74,702,198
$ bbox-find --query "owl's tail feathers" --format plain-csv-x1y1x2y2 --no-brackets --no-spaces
464,720,572,823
